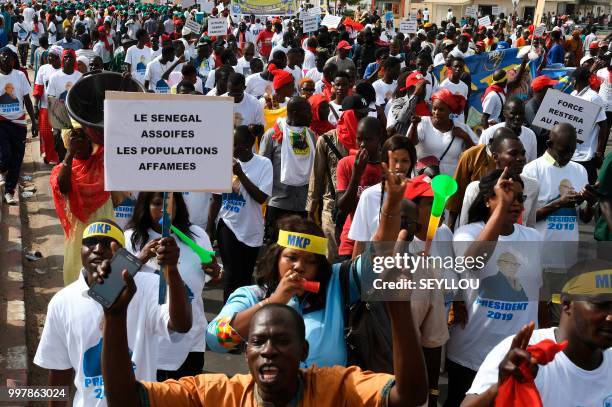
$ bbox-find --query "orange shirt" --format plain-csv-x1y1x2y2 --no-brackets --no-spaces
141,366,395,407
516,37,527,48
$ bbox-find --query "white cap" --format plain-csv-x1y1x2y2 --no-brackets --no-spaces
417,29,426,36
580,55,594,65
182,27,192,36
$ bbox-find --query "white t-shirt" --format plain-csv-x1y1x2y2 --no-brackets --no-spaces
217,154,273,247
47,70,82,105
596,68,611,112
0,69,31,125
93,41,113,64
245,72,273,98
125,226,211,370
570,87,607,161
23,7,35,24
48,21,58,44
13,22,30,45
327,100,343,126
34,64,60,109
270,43,289,57
144,56,178,93
416,116,478,176
125,45,152,85
449,222,542,371
182,192,212,230
195,56,215,84
29,22,45,46
433,53,446,67
303,49,316,70
522,153,588,268
372,79,397,106
478,123,537,163
458,175,539,229
33,271,173,407
481,90,506,124
449,46,476,58
113,194,137,229
285,65,302,93
439,78,469,123
226,92,265,127
468,327,612,406
235,56,252,77
305,67,323,84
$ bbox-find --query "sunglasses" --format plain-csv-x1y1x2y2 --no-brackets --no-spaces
82,236,115,249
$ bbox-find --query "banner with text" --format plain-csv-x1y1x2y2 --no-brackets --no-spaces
230,0,296,16
207,17,228,36
104,92,233,192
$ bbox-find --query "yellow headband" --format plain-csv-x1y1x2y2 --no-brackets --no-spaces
83,222,125,248
552,270,612,303
277,230,328,256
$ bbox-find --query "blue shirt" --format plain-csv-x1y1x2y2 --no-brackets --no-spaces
547,43,564,65
206,258,363,368
363,62,379,79
58,38,83,51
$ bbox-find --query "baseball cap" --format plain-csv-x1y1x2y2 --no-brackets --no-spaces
589,41,599,50
197,36,212,47
497,41,510,49
401,71,429,91
337,40,352,50
340,95,375,113
580,55,594,65
531,75,558,92
404,174,434,200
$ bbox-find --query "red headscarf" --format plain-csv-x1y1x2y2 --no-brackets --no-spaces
495,339,568,407
61,49,78,70
50,146,110,238
308,94,335,137
336,110,359,151
268,64,294,91
431,89,466,115
97,26,111,51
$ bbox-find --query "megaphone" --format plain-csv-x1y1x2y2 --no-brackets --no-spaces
65,71,145,145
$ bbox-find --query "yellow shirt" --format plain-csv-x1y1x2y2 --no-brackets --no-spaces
141,365,395,407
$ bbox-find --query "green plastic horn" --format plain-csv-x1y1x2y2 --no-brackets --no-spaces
170,225,215,264
431,174,458,217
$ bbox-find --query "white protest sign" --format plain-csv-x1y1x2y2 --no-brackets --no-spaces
465,6,478,18
199,0,214,13
533,24,546,37
478,15,491,26
104,92,234,192
492,6,500,16
399,20,417,34
181,0,195,9
184,18,202,34
207,17,228,36
321,14,342,29
409,10,417,20
301,12,318,33
310,6,321,15
532,89,602,141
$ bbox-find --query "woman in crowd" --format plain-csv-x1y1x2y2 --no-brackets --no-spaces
206,215,370,368
307,93,334,137
445,168,543,406
407,88,477,176
49,123,114,285
124,192,220,381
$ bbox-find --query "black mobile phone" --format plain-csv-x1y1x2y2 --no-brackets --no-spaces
88,248,142,309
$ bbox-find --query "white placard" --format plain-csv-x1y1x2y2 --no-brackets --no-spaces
104,93,234,192
184,18,202,34
465,6,478,18
321,14,342,29
199,0,214,13
492,6,500,16
532,89,602,141
409,10,417,19
478,15,491,27
399,20,417,34
207,17,228,36
301,12,318,33
310,6,321,15
533,24,546,37
181,0,195,9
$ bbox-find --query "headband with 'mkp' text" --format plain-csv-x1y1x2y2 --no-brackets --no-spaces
551,270,612,303
83,221,125,248
277,230,328,256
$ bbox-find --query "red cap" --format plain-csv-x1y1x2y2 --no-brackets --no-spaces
531,75,558,92
404,174,434,200
401,72,429,91
337,40,352,50
475,40,485,48
589,41,599,49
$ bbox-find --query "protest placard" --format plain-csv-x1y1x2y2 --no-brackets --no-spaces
199,0,214,13
532,89,602,141
301,12,318,33
492,6,500,16
465,6,477,18
409,10,417,19
184,18,202,34
478,15,491,27
310,6,321,15
181,0,195,9
207,17,228,36
321,14,342,29
104,92,233,192
533,24,546,37
399,20,417,34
